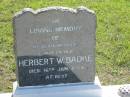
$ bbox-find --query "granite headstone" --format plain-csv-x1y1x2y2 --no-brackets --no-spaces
13,6,96,87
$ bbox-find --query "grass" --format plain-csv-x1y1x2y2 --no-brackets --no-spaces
0,0,130,92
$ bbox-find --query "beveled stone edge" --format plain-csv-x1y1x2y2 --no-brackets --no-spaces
14,6,95,18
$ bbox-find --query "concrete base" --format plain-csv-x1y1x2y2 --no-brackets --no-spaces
2,84,129,97
12,77,102,97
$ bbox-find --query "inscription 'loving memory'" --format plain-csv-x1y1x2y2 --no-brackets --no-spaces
29,26,81,33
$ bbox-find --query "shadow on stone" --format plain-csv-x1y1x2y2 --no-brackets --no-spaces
17,55,81,86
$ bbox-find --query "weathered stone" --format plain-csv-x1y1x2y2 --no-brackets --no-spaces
13,6,96,86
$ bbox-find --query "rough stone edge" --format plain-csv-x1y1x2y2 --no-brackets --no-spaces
12,6,96,87
14,6,95,18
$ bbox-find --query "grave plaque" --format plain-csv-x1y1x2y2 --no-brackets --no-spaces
13,6,96,86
